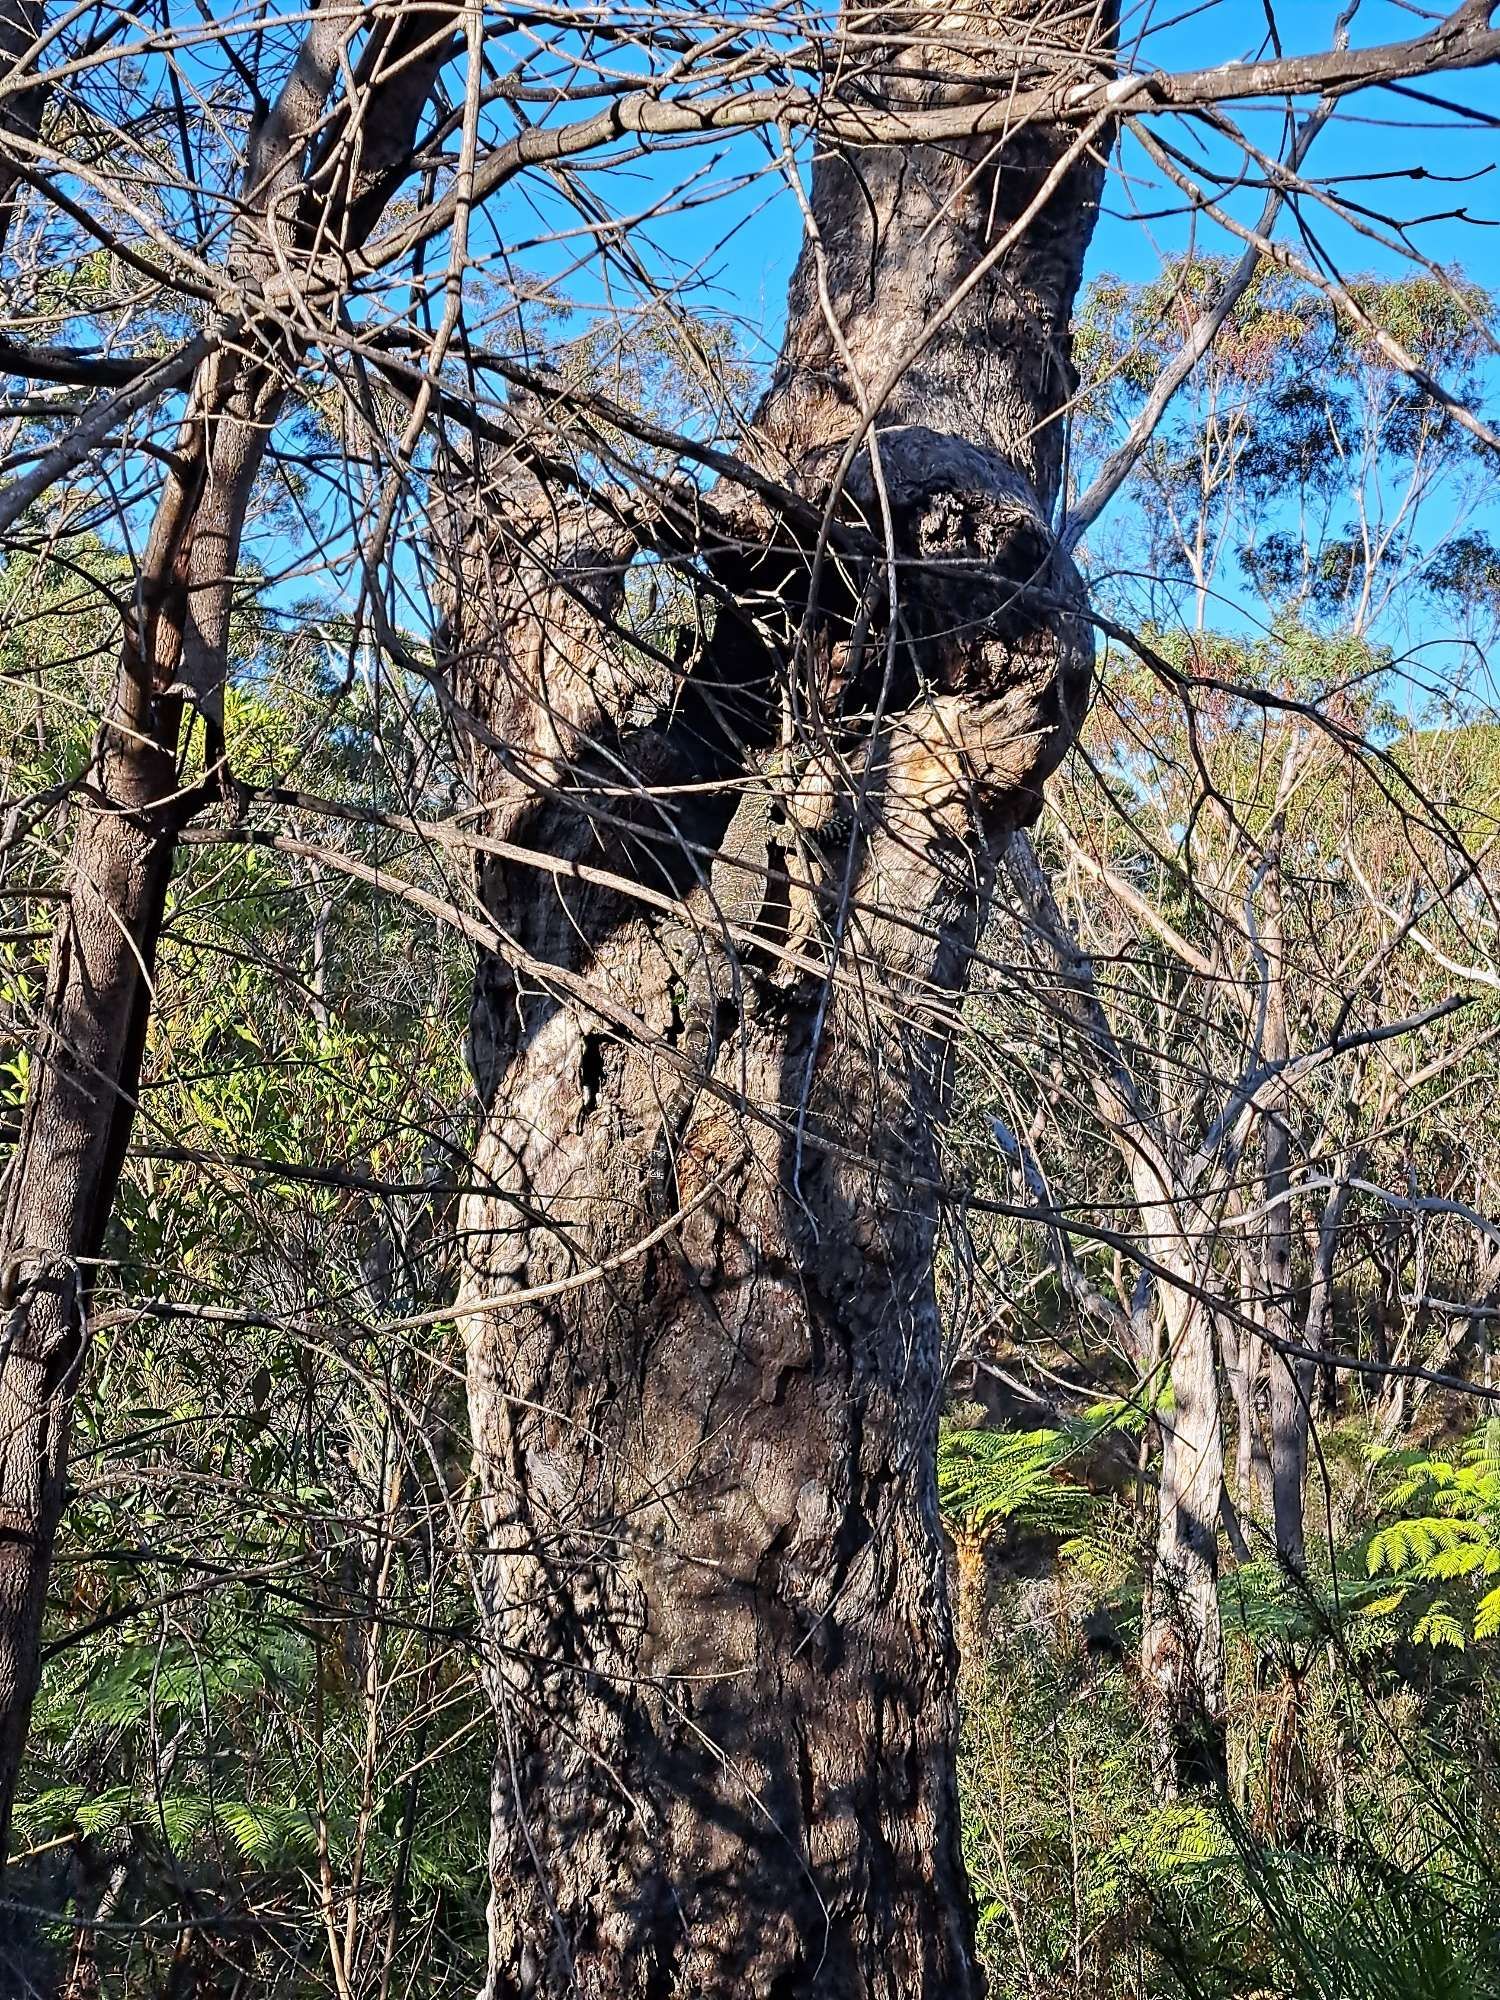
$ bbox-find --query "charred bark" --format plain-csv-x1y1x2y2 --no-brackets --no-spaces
442,10,1115,1992
1258,844,1309,1575
0,1,44,257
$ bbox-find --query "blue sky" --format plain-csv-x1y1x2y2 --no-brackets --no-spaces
237,0,1500,694
535,0,1500,370
1106,2,1497,279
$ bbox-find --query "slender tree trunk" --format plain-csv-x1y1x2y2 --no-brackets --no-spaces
0,3,458,1867
444,7,1115,1991
1305,1159,1356,1422
1228,1210,1269,1510
0,505,200,1876
1003,833,1227,1793
1258,844,1309,1574
1142,1286,1227,1792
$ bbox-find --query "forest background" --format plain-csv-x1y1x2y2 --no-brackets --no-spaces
3,2,1500,1996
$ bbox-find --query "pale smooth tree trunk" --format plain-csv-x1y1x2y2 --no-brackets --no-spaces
442,5,1117,1992
1003,831,1227,1792
1144,1285,1228,1791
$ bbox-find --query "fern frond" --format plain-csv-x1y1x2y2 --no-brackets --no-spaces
1412,1608,1467,1650
938,1423,1099,1534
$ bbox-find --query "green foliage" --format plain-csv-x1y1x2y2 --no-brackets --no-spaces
938,1402,1143,1536
1102,1796,1235,1890
1221,1551,1401,1654
1361,1420,1500,1648
961,1640,1160,1997
1073,258,1499,671
954,1393,1500,2000
1,550,485,1992
6,231,1499,2000
962,1561,1500,2000
1172,1843,1500,2000
17,1785,320,1868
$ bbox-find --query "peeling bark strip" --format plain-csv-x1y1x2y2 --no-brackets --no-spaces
442,7,1115,1993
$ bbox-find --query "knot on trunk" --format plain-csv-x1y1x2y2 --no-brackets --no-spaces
838,424,1094,823
843,423,1090,674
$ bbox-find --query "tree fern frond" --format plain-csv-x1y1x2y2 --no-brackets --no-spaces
938,1402,1140,1536
1412,1608,1467,1650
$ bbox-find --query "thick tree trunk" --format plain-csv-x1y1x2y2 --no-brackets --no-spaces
445,7,1115,1992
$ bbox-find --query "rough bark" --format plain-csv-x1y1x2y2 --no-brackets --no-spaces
0,479,202,1884
442,6,1115,1993
0,4,459,1870
0,0,44,257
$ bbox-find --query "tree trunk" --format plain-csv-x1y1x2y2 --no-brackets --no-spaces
1141,1286,1227,1793
1258,843,1308,1574
444,7,1115,1992
1304,1162,1356,1429
0,2,45,256
1002,833,1226,1794
0,3,458,1865
0,516,199,1872
1228,1214,1270,1511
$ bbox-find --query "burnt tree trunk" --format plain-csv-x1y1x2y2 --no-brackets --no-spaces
0,3,44,256
441,7,1116,1993
1258,843,1309,1575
